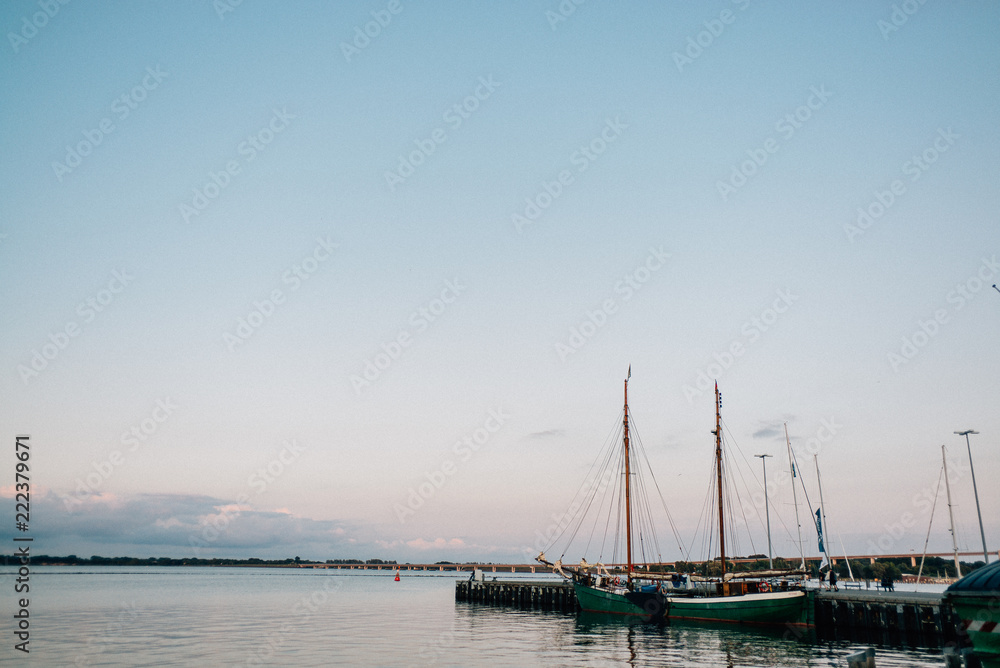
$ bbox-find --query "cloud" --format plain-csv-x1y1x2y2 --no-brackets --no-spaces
525,429,565,439
1,490,354,558
752,416,796,440
2,491,534,563
405,537,466,550
752,425,782,439
153,517,183,529
374,536,513,558
0,484,51,498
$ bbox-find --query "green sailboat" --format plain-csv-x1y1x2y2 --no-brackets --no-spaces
537,369,670,620
665,382,809,627
537,375,809,626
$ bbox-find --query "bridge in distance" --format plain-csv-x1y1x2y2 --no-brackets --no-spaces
308,550,996,573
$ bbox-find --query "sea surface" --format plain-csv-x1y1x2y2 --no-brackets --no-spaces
0,566,951,667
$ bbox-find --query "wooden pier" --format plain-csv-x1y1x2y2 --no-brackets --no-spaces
813,589,965,648
455,580,968,649
455,579,577,613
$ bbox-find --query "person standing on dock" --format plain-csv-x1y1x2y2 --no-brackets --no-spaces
829,568,838,592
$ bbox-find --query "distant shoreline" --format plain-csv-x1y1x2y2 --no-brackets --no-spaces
1,555,987,578
0,556,402,568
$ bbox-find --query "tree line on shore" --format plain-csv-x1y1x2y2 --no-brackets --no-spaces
1,555,399,567
658,555,986,580
3,554,986,577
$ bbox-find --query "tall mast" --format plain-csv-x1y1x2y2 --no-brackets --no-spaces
785,423,806,570
714,382,725,577
623,371,633,581
942,445,962,578
814,455,830,569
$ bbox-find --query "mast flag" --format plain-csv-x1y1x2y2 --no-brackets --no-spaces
815,508,825,552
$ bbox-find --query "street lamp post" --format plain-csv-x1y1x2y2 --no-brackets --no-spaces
755,453,773,569
955,430,989,564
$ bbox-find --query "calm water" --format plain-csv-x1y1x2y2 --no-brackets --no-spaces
0,566,949,666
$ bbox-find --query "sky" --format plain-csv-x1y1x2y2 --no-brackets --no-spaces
1,1,998,565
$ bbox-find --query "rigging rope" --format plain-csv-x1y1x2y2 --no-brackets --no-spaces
544,400,688,571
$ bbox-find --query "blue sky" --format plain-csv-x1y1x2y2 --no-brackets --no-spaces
2,1,998,564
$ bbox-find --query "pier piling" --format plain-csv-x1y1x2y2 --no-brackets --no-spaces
455,580,578,613
812,590,963,648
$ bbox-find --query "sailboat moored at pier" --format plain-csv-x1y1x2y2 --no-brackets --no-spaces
537,374,810,626
537,370,673,621
664,382,809,626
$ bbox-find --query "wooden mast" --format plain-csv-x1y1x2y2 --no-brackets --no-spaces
715,382,726,578
623,371,633,583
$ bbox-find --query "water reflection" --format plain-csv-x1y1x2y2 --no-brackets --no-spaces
571,612,817,667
